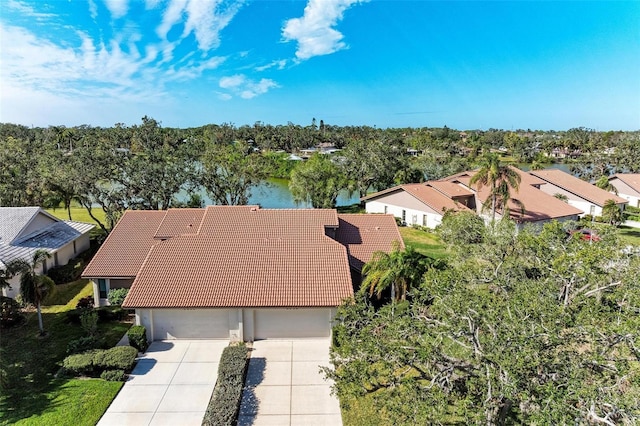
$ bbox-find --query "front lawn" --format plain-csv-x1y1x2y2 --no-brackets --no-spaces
0,281,130,426
399,226,448,259
618,225,640,246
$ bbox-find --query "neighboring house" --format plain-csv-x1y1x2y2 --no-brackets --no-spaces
609,174,640,208
363,167,582,229
362,182,474,228
530,169,628,216
0,207,94,298
445,168,582,226
82,206,402,342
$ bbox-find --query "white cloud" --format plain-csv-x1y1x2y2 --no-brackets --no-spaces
88,0,98,19
217,92,232,101
103,0,129,19
282,0,366,60
157,0,244,53
219,74,246,89
219,75,278,99
255,59,287,72
240,78,278,99
6,0,55,20
0,23,224,112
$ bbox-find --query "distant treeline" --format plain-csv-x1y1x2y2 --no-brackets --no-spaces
1,118,638,233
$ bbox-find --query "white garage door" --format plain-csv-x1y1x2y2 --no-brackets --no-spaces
152,309,230,340
254,308,331,339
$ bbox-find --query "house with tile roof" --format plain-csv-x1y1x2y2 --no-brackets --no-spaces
363,167,583,229
362,183,474,228
530,169,628,216
82,206,402,342
609,174,640,209
0,207,94,298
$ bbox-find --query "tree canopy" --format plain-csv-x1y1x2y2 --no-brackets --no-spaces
328,221,640,424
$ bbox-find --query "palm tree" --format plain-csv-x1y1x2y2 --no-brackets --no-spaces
361,243,433,302
595,175,618,195
470,153,522,222
7,250,54,335
602,199,623,226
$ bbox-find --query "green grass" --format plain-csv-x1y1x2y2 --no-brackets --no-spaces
46,205,106,227
0,282,130,426
399,227,448,259
13,380,122,426
618,226,640,246
42,279,93,309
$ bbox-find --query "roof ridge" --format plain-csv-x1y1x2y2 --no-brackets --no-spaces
531,170,627,206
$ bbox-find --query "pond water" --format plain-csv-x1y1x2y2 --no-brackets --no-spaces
185,178,361,209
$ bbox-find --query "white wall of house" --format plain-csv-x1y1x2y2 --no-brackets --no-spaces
91,277,134,306
610,178,640,208
537,184,601,217
134,307,336,343
365,193,444,229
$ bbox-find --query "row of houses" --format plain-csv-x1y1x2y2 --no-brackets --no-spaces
363,169,639,229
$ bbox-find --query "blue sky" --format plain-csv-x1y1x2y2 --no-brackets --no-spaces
1,0,638,130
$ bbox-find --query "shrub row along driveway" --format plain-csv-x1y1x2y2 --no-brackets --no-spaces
238,339,342,425
98,340,227,426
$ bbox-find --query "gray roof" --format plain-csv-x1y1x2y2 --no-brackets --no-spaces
0,207,43,244
0,207,94,264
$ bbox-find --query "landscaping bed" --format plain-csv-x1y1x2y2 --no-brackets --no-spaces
0,281,131,425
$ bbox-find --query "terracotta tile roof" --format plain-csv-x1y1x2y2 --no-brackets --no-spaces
362,183,471,214
122,235,353,308
530,169,627,206
197,205,339,241
611,174,640,193
336,214,404,271
427,181,474,198
446,168,582,222
88,206,407,308
83,211,166,278
154,208,205,239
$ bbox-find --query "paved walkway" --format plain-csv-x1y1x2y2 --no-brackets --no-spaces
238,339,342,426
98,340,228,426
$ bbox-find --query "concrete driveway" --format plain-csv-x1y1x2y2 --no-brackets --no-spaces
98,340,228,426
238,339,342,426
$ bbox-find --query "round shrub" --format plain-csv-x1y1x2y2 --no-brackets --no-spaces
76,296,94,309
0,296,24,328
107,288,128,306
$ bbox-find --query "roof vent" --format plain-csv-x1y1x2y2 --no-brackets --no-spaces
375,226,380,230
251,207,258,212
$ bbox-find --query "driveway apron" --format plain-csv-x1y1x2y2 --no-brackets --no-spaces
238,339,342,426
98,340,228,426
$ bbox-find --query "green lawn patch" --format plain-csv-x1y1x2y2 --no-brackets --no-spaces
43,279,92,309
46,205,106,226
337,203,366,214
618,225,640,246
0,282,131,426
399,227,448,259
12,379,122,426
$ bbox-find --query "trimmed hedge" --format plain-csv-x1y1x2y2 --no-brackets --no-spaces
100,369,126,382
62,346,138,377
127,325,149,353
203,344,249,426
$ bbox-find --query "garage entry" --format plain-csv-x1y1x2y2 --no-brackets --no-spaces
152,308,230,340
253,308,332,340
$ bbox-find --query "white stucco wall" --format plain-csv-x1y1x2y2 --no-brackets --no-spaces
366,200,443,229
